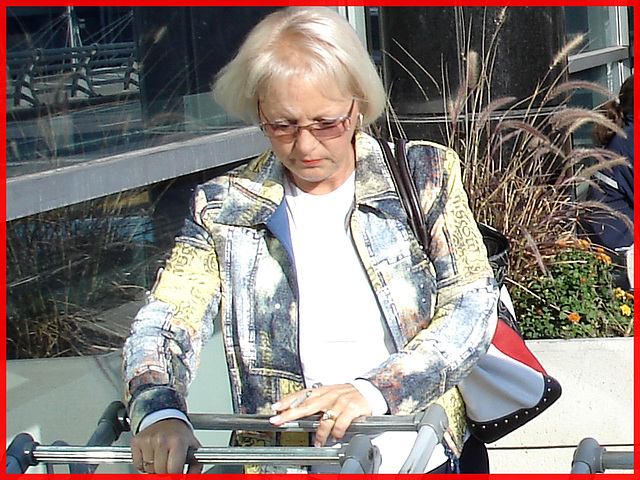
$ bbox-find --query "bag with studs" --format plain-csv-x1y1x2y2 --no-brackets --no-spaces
378,137,562,443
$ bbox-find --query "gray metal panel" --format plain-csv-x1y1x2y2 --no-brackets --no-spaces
6,126,269,221
568,46,629,73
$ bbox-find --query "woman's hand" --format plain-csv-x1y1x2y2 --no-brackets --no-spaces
269,384,371,447
130,418,202,474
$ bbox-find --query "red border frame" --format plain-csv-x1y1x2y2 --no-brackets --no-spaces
3,2,637,479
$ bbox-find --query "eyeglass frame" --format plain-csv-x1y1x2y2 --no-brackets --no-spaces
257,99,356,142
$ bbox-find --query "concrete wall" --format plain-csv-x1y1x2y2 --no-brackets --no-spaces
487,337,634,474
6,335,634,474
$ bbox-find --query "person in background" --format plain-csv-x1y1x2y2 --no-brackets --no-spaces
123,7,498,474
584,75,634,251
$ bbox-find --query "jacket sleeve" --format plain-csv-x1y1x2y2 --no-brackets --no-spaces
122,186,222,433
362,142,499,415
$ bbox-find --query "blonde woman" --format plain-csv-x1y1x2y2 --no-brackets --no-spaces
123,7,498,474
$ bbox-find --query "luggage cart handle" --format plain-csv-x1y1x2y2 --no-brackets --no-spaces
189,412,432,434
399,404,448,474
21,442,381,470
571,437,634,473
78,401,442,436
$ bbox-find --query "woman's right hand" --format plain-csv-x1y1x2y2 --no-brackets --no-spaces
130,418,202,474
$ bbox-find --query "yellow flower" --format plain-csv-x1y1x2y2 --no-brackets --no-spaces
620,304,632,317
567,312,581,323
615,287,627,299
597,252,611,265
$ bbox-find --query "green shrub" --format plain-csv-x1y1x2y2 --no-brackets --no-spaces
510,238,634,339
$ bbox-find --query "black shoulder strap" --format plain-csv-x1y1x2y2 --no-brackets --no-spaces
378,138,429,248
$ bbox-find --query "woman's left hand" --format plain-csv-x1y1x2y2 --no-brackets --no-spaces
269,383,371,447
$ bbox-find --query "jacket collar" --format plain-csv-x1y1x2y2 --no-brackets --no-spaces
219,131,402,227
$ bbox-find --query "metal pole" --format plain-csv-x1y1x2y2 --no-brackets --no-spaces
29,445,344,466
602,451,634,471
189,413,424,434
399,404,448,473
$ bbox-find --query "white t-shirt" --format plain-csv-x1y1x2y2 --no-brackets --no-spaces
284,173,447,473
284,172,394,388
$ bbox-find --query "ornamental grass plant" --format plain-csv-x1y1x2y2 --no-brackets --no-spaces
384,7,633,338
444,16,634,338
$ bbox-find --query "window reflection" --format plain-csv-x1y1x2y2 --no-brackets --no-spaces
6,7,276,179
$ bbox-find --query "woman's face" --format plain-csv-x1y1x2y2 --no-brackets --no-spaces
259,78,360,195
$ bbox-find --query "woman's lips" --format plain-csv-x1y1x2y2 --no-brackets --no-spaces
300,158,323,166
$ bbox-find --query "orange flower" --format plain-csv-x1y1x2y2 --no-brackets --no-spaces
567,312,581,323
597,252,612,265
579,239,591,248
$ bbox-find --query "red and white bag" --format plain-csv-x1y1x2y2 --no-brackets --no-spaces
459,285,562,443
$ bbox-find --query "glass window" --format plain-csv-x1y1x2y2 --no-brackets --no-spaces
6,161,244,359
6,7,280,180
565,7,623,52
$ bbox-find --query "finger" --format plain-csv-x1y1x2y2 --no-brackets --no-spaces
185,441,203,474
165,448,186,474
186,459,204,474
150,447,168,474
144,460,156,474
272,390,312,412
140,448,156,473
329,397,366,442
330,412,353,441
314,411,339,447
130,444,143,472
270,392,317,425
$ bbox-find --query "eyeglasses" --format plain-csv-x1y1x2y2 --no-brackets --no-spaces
258,99,355,142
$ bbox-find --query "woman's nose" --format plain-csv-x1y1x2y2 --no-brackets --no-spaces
293,127,319,154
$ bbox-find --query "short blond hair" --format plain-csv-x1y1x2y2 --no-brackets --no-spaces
212,7,386,126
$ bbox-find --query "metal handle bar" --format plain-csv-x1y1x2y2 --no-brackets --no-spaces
189,409,439,434
11,433,380,473
571,437,634,473
30,445,344,466
7,402,447,473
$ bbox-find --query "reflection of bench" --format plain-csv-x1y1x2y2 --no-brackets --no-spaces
87,43,139,91
6,50,40,107
6,42,138,108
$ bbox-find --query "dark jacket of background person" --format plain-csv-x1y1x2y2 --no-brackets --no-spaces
584,75,634,250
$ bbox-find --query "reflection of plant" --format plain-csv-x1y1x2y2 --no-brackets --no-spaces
511,238,633,339
6,189,161,359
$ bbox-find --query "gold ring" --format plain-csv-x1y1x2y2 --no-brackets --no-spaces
322,409,337,421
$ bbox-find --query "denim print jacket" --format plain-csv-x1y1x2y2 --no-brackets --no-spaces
123,132,499,453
